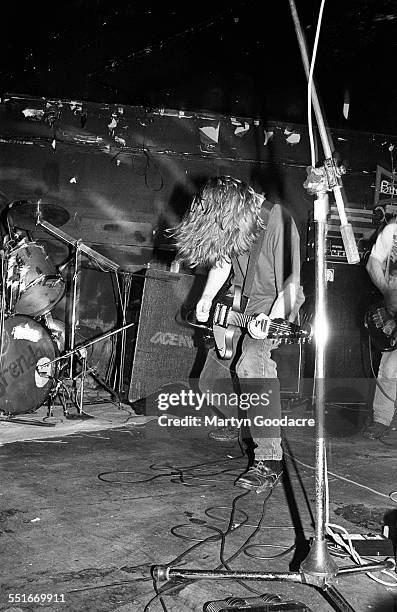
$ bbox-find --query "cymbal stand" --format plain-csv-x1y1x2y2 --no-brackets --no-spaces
35,203,122,414
112,270,132,399
75,345,87,413
68,239,82,382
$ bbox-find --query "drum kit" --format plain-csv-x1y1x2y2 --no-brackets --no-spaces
0,199,134,422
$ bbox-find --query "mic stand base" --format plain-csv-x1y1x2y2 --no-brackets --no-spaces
300,539,339,583
152,560,394,612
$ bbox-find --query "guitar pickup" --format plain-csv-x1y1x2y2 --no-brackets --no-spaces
214,302,230,327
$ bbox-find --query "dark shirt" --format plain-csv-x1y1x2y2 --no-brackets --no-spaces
231,202,302,316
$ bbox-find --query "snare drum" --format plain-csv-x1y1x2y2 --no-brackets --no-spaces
7,240,65,317
0,315,57,415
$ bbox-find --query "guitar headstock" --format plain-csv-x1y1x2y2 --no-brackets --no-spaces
268,319,313,343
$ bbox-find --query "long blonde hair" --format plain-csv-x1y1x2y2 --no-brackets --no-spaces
171,176,265,267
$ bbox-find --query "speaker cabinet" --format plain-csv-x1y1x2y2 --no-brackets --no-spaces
128,269,207,403
301,260,381,403
129,268,307,404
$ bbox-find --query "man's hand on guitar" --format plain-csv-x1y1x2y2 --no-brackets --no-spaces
196,295,213,322
247,313,271,339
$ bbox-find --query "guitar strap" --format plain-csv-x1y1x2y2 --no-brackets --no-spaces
231,200,274,312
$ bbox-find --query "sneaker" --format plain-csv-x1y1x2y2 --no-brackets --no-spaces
208,426,239,441
362,421,389,440
235,459,282,492
380,424,397,447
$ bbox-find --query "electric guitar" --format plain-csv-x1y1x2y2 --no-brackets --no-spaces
186,285,312,359
364,303,397,351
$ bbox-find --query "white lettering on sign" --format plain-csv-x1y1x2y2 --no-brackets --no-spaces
150,331,194,348
380,179,397,197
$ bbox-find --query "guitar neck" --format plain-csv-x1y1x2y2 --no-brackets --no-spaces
228,311,281,331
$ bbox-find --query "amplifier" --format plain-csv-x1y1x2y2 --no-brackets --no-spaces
306,232,373,263
306,204,377,263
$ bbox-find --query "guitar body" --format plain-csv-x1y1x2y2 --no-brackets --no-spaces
212,284,244,359
364,303,397,351
185,285,312,359
212,324,235,360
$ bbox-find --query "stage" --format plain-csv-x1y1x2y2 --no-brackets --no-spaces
0,398,396,611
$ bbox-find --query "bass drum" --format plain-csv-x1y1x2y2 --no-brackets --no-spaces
0,315,57,415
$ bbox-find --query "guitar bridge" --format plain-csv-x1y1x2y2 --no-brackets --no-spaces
214,302,230,328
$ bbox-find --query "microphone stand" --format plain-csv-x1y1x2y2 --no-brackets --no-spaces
151,4,393,611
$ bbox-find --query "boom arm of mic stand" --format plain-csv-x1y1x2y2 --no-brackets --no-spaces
36,322,135,370
289,0,359,265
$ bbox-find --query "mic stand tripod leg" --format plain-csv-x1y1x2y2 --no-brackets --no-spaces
45,375,72,419
151,560,394,612
67,350,95,420
74,352,122,407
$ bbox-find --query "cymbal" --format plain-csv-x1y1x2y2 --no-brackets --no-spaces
7,199,70,228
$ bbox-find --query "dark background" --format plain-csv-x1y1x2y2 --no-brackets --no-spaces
1,0,396,135
0,1,395,399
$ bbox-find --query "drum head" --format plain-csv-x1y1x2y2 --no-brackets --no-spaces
0,315,57,415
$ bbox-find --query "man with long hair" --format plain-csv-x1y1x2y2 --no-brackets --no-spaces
173,175,304,492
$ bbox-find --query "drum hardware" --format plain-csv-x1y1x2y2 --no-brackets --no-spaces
35,201,126,415
36,322,135,418
0,199,132,419
7,199,70,230
0,415,57,427
45,369,73,420
112,270,133,398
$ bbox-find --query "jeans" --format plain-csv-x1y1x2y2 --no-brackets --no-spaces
372,350,397,426
199,330,282,460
